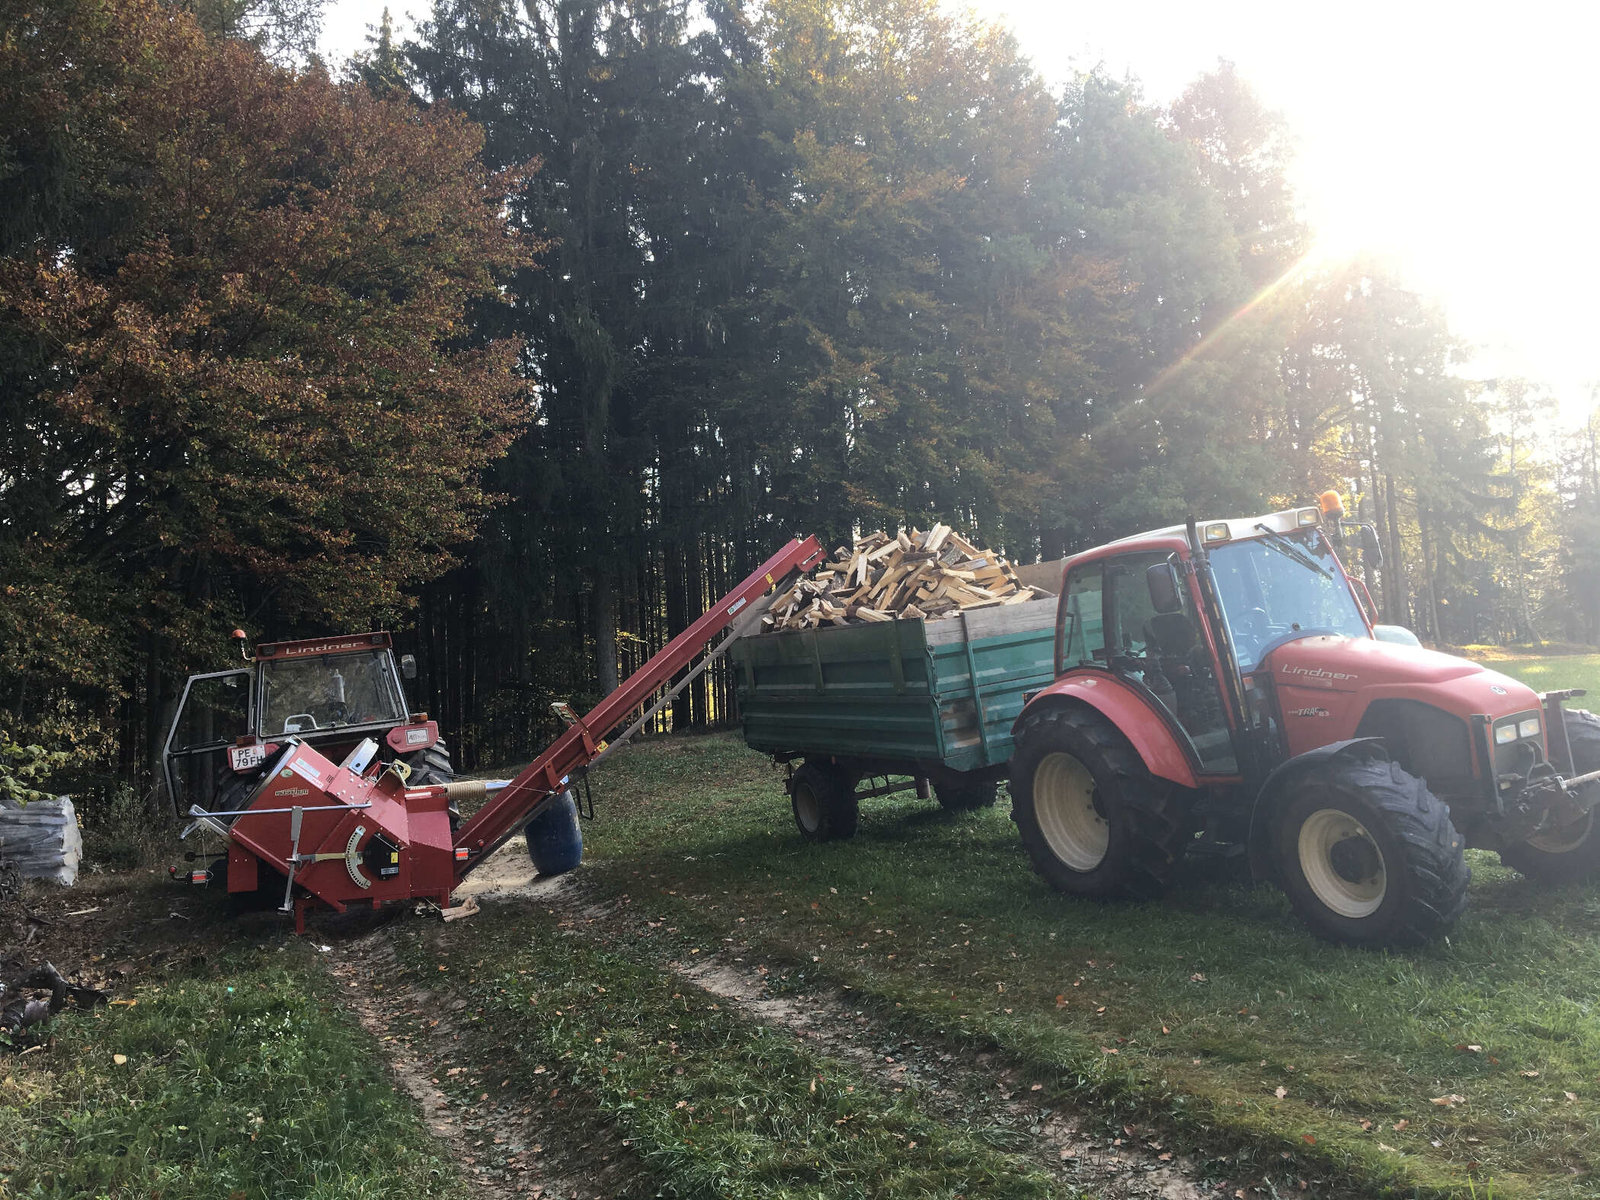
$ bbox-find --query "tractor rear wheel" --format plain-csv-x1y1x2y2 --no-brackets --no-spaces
403,738,458,828
402,737,455,787
1009,706,1192,899
789,761,858,842
1500,708,1600,884
1274,750,1469,946
936,778,998,811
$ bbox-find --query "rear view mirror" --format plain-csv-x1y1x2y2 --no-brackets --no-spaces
1146,562,1183,614
1360,524,1383,567
399,653,417,680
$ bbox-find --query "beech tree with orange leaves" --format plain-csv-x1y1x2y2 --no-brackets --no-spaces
0,0,535,783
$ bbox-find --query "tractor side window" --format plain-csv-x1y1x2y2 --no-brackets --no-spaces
1059,564,1105,669
171,672,250,750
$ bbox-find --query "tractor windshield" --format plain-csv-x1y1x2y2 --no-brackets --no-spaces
1208,528,1368,671
260,651,406,735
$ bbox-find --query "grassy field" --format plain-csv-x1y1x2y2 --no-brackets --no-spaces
562,657,1600,1200
394,908,1066,1199
0,928,467,1199
11,650,1599,1199
1467,650,1600,699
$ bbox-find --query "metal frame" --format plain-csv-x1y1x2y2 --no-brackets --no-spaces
161,667,255,816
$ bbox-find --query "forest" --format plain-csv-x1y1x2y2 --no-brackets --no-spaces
3,0,1599,800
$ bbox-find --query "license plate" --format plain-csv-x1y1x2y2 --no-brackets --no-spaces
230,745,267,771
405,728,430,746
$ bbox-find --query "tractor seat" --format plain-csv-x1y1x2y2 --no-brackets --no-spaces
1145,613,1198,658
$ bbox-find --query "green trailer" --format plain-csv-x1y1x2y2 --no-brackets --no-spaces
731,598,1059,840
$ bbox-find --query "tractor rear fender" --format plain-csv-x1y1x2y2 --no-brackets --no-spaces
1015,675,1200,790
1245,737,1390,882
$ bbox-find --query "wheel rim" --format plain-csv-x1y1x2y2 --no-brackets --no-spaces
793,784,821,833
1298,808,1387,918
1033,752,1108,871
1528,809,1593,853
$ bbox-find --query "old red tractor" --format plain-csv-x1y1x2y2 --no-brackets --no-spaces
1010,495,1600,946
162,631,454,827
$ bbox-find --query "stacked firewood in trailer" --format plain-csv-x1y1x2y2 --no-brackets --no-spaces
763,525,1048,631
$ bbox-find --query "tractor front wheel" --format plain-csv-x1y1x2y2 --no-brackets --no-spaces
1500,708,1600,884
789,761,858,843
1009,706,1192,899
1274,751,1469,946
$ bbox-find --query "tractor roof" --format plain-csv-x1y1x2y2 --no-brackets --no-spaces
1070,504,1331,568
255,632,392,659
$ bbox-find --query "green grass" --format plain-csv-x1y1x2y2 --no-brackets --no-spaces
1474,652,1600,700
0,945,467,1200
397,907,1066,1200
563,728,1600,1199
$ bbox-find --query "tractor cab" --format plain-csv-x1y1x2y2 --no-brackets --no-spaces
162,632,450,818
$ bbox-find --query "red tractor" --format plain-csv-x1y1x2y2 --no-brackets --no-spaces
162,631,454,825
1009,495,1600,946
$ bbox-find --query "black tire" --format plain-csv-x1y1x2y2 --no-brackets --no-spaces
402,737,455,786
1500,708,1600,884
403,738,458,828
1273,749,1469,946
789,761,859,842
936,778,998,811
1009,706,1192,899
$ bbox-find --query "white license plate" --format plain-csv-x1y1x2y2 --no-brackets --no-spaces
405,728,429,746
230,745,267,771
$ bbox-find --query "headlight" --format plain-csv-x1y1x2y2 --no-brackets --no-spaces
1495,724,1519,745
1519,716,1542,739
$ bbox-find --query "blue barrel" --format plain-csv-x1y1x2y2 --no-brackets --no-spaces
525,790,583,875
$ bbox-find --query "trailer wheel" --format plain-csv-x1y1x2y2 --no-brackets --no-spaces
1010,707,1191,899
789,761,858,842
936,779,998,811
1274,750,1469,946
1500,708,1600,884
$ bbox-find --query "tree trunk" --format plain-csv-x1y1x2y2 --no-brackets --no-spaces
1382,471,1408,627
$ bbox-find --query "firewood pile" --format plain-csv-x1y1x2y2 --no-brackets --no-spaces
763,524,1045,631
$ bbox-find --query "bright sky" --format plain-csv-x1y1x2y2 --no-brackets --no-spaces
321,1,1600,411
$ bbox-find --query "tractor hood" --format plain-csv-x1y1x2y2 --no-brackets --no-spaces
1264,635,1536,712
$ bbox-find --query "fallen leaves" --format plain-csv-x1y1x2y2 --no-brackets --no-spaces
1430,1094,1467,1108
1274,1086,1288,1100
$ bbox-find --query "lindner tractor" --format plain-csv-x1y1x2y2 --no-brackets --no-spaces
1009,494,1600,946
162,631,454,825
